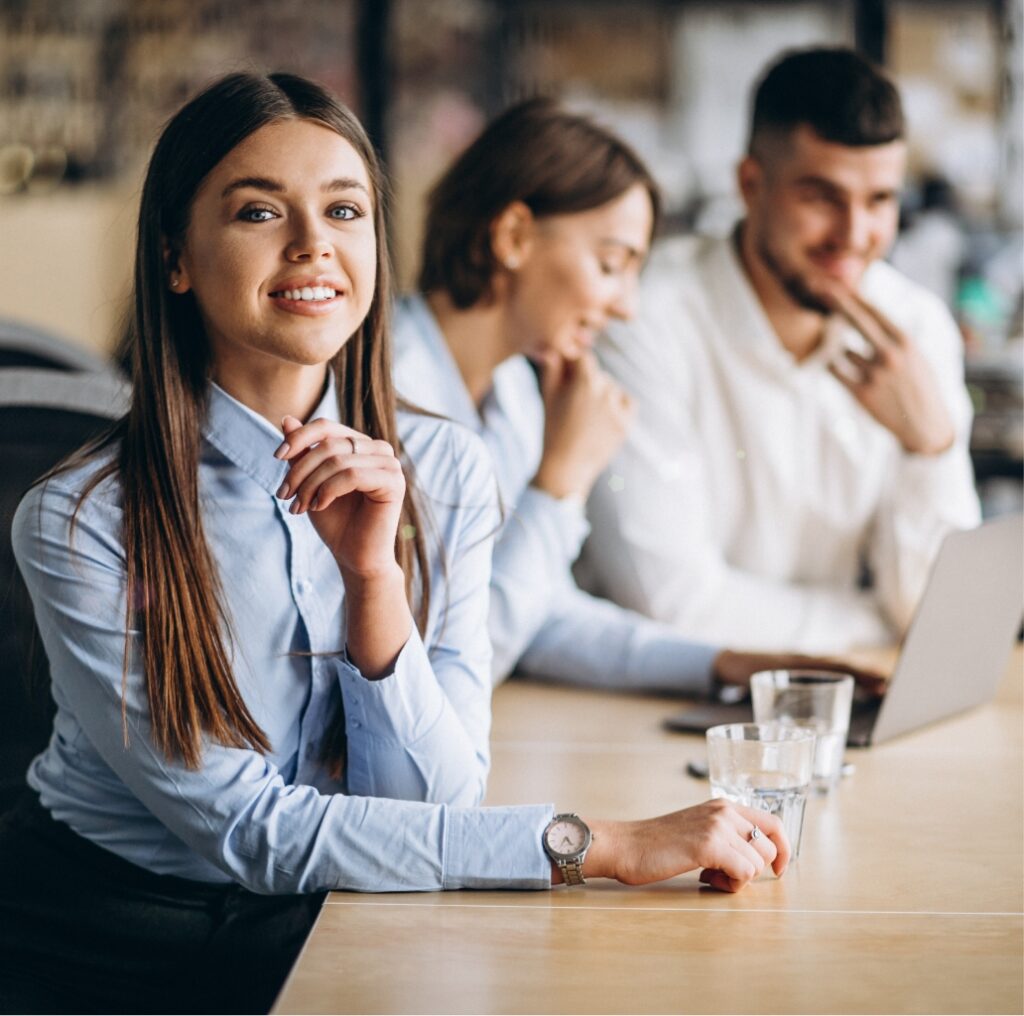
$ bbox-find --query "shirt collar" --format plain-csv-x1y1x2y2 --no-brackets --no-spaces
707,227,790,364
710,227,856,375
202,375,340,495
400,293,485,432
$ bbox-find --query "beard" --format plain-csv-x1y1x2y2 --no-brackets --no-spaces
755,234,833,315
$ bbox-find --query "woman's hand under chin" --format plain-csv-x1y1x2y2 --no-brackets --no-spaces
274,415,412,676
274,415,405,580
533,351,634,500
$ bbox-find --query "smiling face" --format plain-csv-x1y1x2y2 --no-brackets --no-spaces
739,125,906,312
172,118,377,380
503,183,654,361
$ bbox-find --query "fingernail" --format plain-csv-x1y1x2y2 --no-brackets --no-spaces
309,496,318,511
276,482,289,499
274,442,290,459
289,500,301,515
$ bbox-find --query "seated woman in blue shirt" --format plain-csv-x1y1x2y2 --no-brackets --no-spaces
393,99,883,694
0,74,789,1015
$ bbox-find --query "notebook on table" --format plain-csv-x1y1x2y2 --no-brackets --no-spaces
664,512,1024,747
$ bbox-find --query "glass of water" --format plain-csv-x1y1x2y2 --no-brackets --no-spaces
750,671,855,794
706,723,815,859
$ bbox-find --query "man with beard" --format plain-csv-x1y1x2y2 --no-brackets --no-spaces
579,47,981,654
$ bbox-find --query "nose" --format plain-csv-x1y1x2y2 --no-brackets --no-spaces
608,273,640,321
285,215,332,263
836,202,873,253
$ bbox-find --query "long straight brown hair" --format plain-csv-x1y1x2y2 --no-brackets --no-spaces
80,73,431,771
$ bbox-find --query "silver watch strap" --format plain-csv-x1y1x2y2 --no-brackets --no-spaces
559,858,586,886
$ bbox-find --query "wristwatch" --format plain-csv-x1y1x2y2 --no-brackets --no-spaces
542,813,593,886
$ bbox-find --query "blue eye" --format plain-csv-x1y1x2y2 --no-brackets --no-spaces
328,204,361,221
238,205,277,222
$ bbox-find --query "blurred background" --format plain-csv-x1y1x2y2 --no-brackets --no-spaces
1,0,1021,513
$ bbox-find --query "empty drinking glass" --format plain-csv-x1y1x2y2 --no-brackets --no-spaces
750,671,855,793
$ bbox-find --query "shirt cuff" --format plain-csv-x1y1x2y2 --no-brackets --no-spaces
443,804,555,889
897,441,966,489
519,485,591,559
335,630,446,746
891,444,981,535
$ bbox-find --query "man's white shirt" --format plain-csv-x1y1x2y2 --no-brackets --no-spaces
579,231,981,653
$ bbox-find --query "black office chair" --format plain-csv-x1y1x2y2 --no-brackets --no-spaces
0,368,130,812
0,317,118,373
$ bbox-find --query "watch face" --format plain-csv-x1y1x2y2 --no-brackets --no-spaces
545,816,588,859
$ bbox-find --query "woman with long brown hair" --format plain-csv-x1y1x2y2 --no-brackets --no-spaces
2,74,789,1014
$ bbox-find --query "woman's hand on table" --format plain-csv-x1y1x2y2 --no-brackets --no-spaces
577,800,790,893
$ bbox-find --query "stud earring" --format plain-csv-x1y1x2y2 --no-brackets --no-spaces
504,256,520,271
170,276,180,289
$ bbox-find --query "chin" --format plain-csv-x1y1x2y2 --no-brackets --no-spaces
273,336,354,367
290,322,360,359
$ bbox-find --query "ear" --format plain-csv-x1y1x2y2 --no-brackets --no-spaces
736,156,763,214
163,238,192,295
490,201,536,272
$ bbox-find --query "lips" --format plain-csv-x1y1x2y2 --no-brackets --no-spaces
269,275,345,297
809,253,865,280
268,276,346,314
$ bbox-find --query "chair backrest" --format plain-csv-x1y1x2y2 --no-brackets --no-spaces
0,317,118,373
0,369,130,809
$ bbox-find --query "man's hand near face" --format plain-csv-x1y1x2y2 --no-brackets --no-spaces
823,284,957,456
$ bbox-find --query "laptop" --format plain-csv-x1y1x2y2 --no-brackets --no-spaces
664,512,1024,747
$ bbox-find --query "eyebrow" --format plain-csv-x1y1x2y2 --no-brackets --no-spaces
599,238,646,260
793,175,846,194
220,175,370,198
793,175,899,199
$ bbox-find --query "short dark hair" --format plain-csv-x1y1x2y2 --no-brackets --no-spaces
419,97,661,308
748,47,905,156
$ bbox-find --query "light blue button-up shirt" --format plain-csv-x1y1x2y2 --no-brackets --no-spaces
393,293,719,693
13,379,553,892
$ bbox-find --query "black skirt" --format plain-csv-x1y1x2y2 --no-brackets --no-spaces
0,791,325,1015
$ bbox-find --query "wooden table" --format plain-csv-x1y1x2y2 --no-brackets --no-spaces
275,649,1023,1015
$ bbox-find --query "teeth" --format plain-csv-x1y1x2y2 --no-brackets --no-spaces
280,286,337,301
